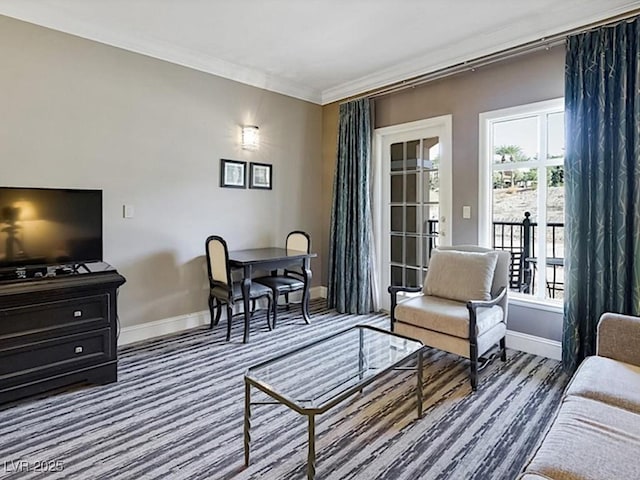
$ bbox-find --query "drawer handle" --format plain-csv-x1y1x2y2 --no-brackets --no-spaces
75,346,83,354
74,310,83,318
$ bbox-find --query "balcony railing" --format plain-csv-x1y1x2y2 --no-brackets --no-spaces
492,212,564,299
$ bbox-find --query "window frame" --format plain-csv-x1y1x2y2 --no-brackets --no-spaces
478,98,564,306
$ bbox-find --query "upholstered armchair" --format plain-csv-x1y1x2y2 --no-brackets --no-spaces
389,246,510,390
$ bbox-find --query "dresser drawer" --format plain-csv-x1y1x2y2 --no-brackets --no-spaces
0,328,112,383
0,294,109,339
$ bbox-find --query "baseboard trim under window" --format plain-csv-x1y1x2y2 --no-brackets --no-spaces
506,330,562,361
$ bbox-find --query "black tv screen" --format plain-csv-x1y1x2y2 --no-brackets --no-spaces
0,187,103,270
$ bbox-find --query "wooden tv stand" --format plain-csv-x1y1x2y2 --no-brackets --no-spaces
0,263,126,404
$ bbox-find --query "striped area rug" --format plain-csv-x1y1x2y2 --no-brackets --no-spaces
0,300,568,480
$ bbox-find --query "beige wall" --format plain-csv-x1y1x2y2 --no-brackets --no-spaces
0,16,323,328
374,46,565,243
321,47,565,340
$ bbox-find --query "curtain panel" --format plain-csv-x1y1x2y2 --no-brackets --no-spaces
563,17,640,372
327,98,374,314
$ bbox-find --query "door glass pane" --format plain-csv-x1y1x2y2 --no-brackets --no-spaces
390,142,404,171
406,140,419,170
406,173,417,203
391,235,403,264
406,268,420,287
423,205,439,226
406,236,418,267
391,266,403,286
405,206,417,233
391,206,403,232
390,174,403,203
422,236,437,267
423,204,439,265
423,170,439,203
423,137,440,161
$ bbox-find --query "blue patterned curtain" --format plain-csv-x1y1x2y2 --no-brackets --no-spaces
328,98,374,313
563,17,640,372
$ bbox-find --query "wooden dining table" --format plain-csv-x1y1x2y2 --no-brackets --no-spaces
228,247,317,342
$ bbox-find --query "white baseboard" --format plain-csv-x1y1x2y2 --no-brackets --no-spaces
118,286,327,346
119,310,210,346
506,330,562,361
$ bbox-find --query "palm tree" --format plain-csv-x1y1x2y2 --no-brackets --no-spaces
494,145,530,188
494,145,529,163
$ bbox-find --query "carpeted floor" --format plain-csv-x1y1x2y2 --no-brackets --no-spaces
0,300,568,479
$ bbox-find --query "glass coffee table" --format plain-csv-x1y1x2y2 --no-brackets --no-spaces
244,325,425,479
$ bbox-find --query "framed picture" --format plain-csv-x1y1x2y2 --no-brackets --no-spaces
220,159,246,188
249,162,272,190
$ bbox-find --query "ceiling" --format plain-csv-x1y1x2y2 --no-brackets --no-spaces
1,0,639,105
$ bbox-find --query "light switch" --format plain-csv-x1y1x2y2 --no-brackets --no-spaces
123,204,135,219
462,206,471,219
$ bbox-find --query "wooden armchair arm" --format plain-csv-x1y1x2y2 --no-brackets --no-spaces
388,285,423,295
466,287,507,340
466,287,507,311
388,285,423,330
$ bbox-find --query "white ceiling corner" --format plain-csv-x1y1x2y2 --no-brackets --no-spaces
0,0,639,105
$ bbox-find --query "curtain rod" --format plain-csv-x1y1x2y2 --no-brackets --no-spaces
341,8,640,104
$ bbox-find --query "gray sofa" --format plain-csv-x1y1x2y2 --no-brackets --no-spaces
520,312,640,479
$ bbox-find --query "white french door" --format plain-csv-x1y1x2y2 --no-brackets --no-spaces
374,116,452,311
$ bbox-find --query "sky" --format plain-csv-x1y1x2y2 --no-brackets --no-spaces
493,112,564,159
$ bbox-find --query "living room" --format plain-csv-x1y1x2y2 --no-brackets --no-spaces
1,2,640,479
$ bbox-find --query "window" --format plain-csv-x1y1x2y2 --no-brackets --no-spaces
479,99,564,304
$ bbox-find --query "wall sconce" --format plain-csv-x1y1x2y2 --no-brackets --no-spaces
241,125,259,151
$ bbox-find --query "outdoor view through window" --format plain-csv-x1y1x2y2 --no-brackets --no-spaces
490,106,565,303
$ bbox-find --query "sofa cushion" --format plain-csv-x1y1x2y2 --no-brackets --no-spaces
565,355,640,415
524,396,640,480
394,295,503,339
423,249,498,302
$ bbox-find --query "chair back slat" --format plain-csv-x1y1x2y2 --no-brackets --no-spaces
286,231,310,253
205,235,231,287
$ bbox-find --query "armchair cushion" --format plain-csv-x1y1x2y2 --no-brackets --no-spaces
394,295,503,339
423,249,498,302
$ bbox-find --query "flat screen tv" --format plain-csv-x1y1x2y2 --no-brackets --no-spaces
0,187,103,271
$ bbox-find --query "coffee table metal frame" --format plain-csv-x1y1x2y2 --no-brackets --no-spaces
243,324,425,479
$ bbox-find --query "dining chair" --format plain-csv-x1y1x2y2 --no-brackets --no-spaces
205,235,273,342
254,230,310,328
